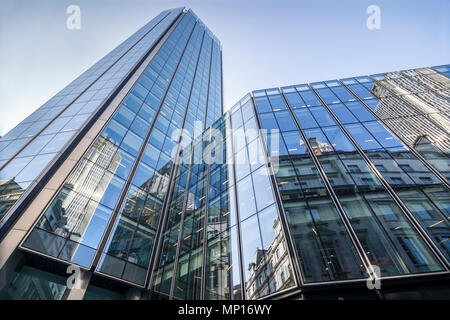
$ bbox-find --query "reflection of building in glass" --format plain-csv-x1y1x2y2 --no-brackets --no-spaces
245,218,294,299
308,137,334,156
0,6,449,300
369,72,450,154
59,136,120,238
23,136,120,265
0,265,66,300
0,178,24,220
102,162,171,273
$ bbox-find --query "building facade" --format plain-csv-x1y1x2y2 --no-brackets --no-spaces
0,8,449,300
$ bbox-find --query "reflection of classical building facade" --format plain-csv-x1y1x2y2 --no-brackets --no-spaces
103,162,172,270
245,218,294,300
308,137,334,156
0,7,449,300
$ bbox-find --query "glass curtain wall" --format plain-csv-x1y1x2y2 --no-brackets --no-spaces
309,80,450,262
254,88,368,283
150,94,296,300
255,83,446,282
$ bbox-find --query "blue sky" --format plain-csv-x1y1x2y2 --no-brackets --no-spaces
0,0,448,135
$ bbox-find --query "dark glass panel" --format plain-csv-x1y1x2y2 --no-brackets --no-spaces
283,198,366,282
0,265,67,300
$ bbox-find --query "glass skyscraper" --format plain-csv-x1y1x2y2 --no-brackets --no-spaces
0,7,449,300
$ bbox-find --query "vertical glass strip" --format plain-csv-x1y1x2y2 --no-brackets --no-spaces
230,95,296,298
150,21,223,298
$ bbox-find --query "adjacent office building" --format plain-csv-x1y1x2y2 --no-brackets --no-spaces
0,8,449,300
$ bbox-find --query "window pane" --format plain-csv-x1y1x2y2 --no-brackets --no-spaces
344,123,381,150
120,131,143,157
329,103,357,124
293,108,318,129
309,106,336,127
252,166,274,211
345,101,375,121
236,175,256,220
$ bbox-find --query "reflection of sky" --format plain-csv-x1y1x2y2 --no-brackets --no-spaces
78,203,111,249
0,152,57,189
1,0,449,135
66,203,111,267
240,214,261,280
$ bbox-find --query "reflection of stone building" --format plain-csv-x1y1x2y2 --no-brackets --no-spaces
118,162,172,230
205,241,233,300
46,136,120,241
245,218,294,299
66,136,121,237
140,164,172,201
369,73,450,154
276,139,450,279
232,285,242,300
103,162,173,269
413,136,450,180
